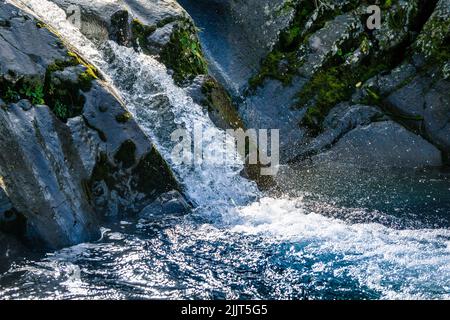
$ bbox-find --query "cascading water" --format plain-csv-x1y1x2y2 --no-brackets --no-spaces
1,0,450,300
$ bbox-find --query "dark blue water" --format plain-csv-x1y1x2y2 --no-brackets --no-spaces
1,167,449,300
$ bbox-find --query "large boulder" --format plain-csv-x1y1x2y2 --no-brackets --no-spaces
50,0,207,84
0,2,181,251
179,0,296,94
311,121,442,168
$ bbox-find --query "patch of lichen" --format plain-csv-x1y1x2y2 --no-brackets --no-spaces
160,21,208,84
201,76,244,129
67,51,100,88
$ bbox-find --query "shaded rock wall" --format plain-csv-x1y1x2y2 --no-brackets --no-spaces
0,1,181,252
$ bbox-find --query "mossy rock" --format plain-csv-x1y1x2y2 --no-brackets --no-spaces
201,76,244,130
160,20,208,84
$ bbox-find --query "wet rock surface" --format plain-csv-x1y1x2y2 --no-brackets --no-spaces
0,2,182,261
179,0,449,167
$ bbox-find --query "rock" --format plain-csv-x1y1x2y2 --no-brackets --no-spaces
16,99,32,111
312,121,442,168
357,63,417,99
146,21,176,53
0,2,181,250
240,77,307,161
0,3,67,80
52,0,205,83
298,11,363,78
415,0,450,63
0,103,99,248
0,231,28,273
139,190,190,219
290,103,385,161
386,76,430,128
424,79,450,157
179,0,296,94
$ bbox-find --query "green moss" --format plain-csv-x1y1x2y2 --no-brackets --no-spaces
299,66,353,132
43,52,99,121
0,82,19,103
0,77,44,105
383,0,394,9
249,51,299,88
387,5,407,31
115,111,133,123
20,81,45,105
67,51,100,79
78,70,96,92
298,57,390,133
160,21,208,84
415,15,450,67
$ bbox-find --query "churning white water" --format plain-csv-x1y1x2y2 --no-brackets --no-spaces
2,0,450,300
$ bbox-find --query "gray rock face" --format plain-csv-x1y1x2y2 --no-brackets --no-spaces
178,0,295,94
179,0,449,169
0,2,182,251
0,103,99,247
0,3,67,79
312,121,442,168
423,80,450,155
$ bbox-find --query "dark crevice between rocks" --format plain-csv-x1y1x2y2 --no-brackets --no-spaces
0,208,27,241
88,141,180,216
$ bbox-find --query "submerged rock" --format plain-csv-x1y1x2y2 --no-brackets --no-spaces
139,190,190,219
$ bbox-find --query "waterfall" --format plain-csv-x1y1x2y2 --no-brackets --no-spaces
10,0,260,222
